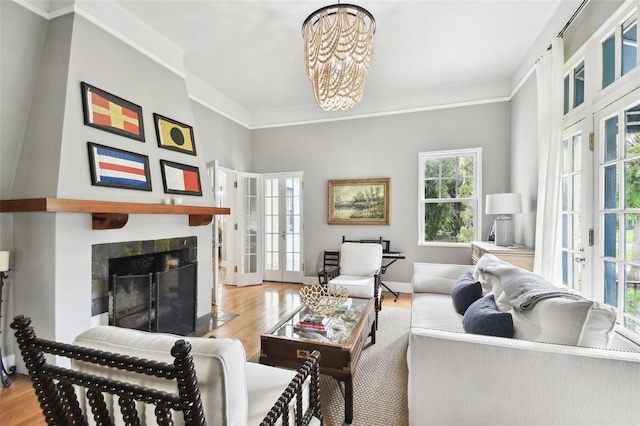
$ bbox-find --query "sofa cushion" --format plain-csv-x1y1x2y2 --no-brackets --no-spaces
411,293,465,332
450,272,482,314
462,294,514,338
246,362,314,425
329,275,376,298
511,297,617,348
412,275,457,295
73,326,248,426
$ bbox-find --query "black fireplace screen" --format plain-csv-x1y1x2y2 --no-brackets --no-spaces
112,262,196,335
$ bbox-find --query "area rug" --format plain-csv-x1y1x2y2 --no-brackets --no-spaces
320,306,410,426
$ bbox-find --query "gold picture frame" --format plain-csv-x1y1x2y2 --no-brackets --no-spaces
328,178,390,225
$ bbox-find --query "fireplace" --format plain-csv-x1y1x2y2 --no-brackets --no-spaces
92,237,198,336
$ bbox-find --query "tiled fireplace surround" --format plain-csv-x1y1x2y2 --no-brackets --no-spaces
91,236,197,319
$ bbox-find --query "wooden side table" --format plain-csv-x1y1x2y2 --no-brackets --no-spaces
470,241,534,271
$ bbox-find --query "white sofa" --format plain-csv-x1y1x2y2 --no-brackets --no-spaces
408,259,640,426
72,325,320,426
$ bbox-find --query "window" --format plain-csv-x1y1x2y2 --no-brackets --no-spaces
622,17,638,76
418,148,481,245
602,16,638,89
563,61,585,114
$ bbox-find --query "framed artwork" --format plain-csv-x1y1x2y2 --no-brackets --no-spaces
81,82,145,142
160,160,202,196
153,113,197,155
328,178,390,225
87,142,152,191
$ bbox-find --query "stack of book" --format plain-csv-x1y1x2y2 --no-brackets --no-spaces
294,314,334,337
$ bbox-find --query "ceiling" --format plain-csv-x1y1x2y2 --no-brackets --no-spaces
47,1,580,126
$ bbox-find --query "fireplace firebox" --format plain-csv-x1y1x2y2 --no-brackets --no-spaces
91,237,198,336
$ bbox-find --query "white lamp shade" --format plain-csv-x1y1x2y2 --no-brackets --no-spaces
0,251,9,272
486,193,522,215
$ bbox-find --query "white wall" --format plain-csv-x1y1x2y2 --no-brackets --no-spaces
191,99,252,172
2,8,215,368
251,102,513,284
510,74,538,248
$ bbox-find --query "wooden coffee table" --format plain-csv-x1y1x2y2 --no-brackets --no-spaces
259,297,376,424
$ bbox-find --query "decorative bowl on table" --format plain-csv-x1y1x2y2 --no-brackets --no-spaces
299,284,349,315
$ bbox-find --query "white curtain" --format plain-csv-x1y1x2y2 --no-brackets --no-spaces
533,37,564,283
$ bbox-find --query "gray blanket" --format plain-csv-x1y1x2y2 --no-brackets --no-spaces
476,254,583,310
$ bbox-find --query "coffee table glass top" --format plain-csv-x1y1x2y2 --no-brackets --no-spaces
266,298,369,346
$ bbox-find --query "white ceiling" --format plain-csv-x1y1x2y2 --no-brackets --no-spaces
38,0,581,126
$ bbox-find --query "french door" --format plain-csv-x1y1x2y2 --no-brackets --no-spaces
263,173,304,283
594,88,640,332
560,119,593,295
234,172,263,286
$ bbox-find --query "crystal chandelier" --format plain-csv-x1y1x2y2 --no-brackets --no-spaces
302,3,376,111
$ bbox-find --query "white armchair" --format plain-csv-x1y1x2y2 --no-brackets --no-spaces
11,316,322,426
327,242,383,327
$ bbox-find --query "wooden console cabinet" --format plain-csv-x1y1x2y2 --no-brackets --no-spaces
471,241,534,271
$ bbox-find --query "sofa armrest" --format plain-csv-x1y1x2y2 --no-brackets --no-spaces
408,327,640,425
259,350,322,426
412,262,475,294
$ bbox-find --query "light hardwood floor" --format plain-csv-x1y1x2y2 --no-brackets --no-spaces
0,282,410,425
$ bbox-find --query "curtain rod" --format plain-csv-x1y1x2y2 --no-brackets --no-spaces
557,0,590,38
542,0,590,53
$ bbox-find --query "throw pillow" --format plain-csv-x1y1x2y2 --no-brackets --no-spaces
451,272,482,315
462,294,514,338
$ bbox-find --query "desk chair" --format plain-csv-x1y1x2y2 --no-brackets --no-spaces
326,242,383,328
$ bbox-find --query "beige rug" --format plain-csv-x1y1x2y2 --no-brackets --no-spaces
319,306,410,426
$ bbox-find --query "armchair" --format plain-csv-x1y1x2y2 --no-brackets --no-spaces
11,315,321,426
325,242,383,328
317,250,339,285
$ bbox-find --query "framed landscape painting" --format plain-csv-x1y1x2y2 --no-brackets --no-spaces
328,178,390,225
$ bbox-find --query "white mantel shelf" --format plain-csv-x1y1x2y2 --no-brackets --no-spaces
0,198,230,230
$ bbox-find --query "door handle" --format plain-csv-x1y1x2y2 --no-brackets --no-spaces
575,256,585,263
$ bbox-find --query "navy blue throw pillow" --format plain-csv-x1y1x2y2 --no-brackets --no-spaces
451,271,482,315
462,294,514,338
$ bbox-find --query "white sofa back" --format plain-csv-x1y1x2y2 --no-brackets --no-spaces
73,326,248,426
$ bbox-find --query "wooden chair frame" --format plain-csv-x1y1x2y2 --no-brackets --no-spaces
11,315,322,426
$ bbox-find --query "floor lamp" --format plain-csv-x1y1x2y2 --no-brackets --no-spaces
0,250,15,387
486,193,522,247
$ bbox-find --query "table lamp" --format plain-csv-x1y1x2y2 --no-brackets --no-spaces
486,193,522,247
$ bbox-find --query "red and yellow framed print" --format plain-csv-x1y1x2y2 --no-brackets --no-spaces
81,82,145,142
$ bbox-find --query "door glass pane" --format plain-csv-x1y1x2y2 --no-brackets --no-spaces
625,104,640,157
604,165,617,209
574,61,585,108
562,214,568,249
604,261,618,306
562,251,568,285
622,18,637,76
626,264,640,317
562,138,569,173
604,116,619,162
602,33,615,88
561,176,568,210
604,214,618,259
625,159,640,208
573,135,581,171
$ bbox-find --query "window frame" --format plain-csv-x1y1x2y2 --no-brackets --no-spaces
417,148,482,247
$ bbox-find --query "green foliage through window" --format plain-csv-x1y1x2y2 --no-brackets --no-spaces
420,150,480,244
